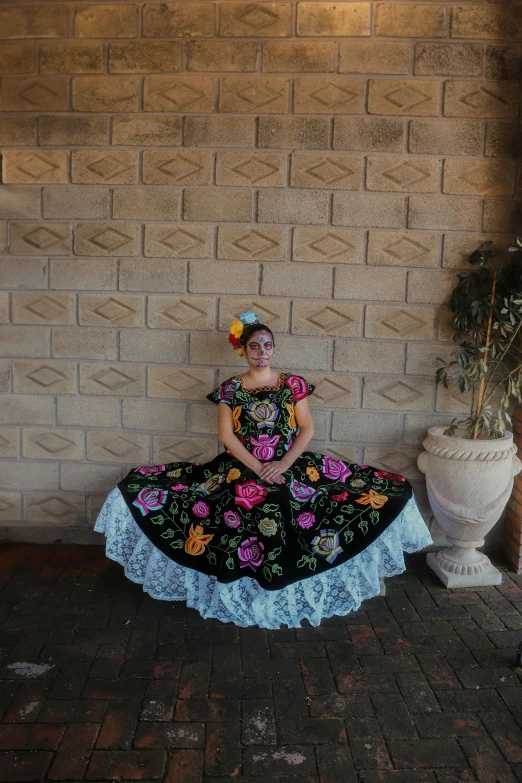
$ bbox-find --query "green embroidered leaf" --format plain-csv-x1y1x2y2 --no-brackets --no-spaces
267,546,282,561
263,503,279,513
220,535,229,546
271,564,282,576
180,511,189,524
170,539,184,549
333,515,344,525
370,511,380,524
226,557,235,570
150,515,165,525
358,520,368,535
228,536,241,548
296,555,309,568
344,530,354,544
127,484,141,491
308,556,317,571
160,529,175,540
207,550,217,565
342,504,354,514
262,565,273,582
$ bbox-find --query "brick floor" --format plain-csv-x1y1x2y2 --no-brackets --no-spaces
0,545,521,783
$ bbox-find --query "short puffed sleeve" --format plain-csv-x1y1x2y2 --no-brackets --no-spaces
284,375,315,402
206,377,241,406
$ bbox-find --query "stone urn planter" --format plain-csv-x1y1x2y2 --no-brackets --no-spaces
417,425,521,587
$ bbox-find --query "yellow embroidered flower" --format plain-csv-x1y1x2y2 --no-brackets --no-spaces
356,489,388,509
306,466,320,482
229,319,244,339
227,468,241,483
232,405,242,433
286,403,296,429
184,524,214,556
258,518,278,536
167,468,182,478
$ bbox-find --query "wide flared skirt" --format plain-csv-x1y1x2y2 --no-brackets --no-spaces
94,488,432,629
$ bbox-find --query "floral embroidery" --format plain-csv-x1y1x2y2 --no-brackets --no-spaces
356,489,388,509
322,456,352,483
134,465,166,476
374,470,406,483
285,375,310,401
171,483,189,491
297,512,315,529
238,537,265,571
286,403,296,429
250,434,280,461
224,510,241,528
311,529,343,563
306,466,320,482
192,500,211,518
290,481,322,504
246,399,279,429
219,378,240,402
195,474,224,496
133,488,167,516
258,518,278,536
331,491,349,502
184,524,214,556
232,406,242,433
167,468,182,478
227,468,241,483
235,480,268,510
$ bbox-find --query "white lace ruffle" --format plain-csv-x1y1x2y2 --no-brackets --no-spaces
94,488,432,629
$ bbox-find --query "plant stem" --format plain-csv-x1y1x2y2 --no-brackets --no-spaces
473,270,497,439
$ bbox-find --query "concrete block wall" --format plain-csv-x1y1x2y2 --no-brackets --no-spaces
0,1,520,531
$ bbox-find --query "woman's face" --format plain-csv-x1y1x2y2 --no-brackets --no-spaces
245,330,274,369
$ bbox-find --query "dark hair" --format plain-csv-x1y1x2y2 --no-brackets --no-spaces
240,322,275,348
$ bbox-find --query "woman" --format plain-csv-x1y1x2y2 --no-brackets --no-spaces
95,311,432,628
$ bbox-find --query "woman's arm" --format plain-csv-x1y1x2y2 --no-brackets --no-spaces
217,404,284,484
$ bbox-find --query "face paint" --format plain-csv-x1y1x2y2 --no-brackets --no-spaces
246,333,274,367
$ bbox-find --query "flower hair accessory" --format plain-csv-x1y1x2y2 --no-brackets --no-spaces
229,310,259,356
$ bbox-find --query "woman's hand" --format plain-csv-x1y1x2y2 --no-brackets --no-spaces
257,460,288,485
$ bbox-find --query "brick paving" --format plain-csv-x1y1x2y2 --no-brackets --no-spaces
0,544,521,783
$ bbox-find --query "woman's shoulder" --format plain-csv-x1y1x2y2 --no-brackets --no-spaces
283,373,315,401
206,376,241,404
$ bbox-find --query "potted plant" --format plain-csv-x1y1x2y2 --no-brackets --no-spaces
417,238,522,587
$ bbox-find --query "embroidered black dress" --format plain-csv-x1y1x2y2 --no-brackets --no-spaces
114,372,417,591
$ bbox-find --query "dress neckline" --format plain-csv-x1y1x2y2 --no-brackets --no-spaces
238,371,284,393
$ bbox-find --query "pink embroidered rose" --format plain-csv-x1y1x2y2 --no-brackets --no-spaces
235,480,268,511
192,500,210,518
374,469,406,482
238,537,265,571
290,481,322,504
331,491,349,502
297,512,316,529
250,434,280,461
224,510,241,528
285,375,309,402
134,464,166,476
133,488,167,516
322,456,352,483
171,483,189,491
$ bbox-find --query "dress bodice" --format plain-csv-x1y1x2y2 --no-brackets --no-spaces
207,372,315,461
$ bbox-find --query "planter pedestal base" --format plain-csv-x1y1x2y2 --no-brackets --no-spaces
427,550,502,588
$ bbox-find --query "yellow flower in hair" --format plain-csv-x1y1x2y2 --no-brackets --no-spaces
237,346,245,357
230,320,244,339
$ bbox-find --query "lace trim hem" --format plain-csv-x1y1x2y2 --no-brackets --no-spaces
94,488,432,629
